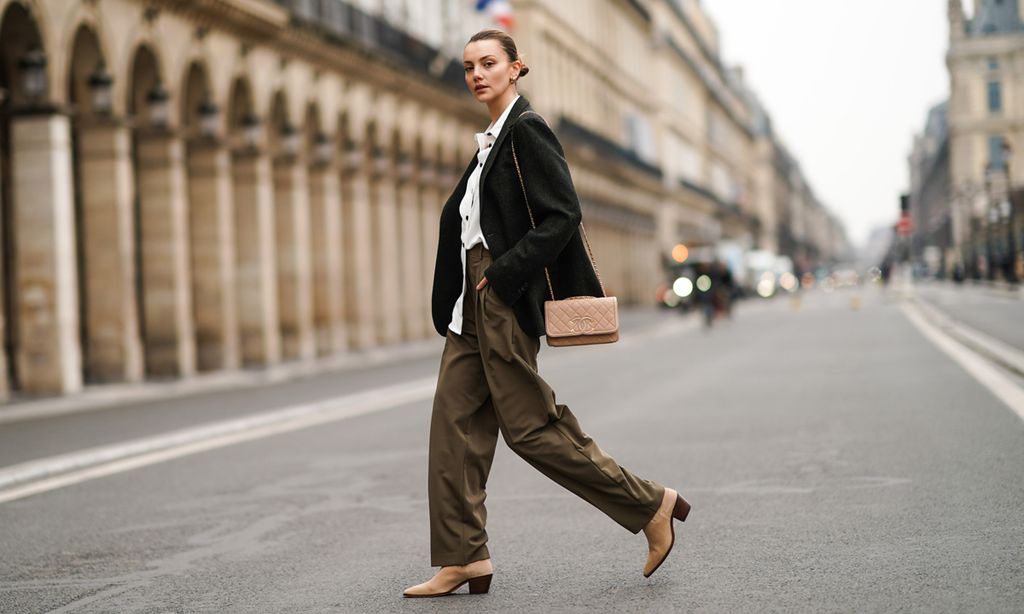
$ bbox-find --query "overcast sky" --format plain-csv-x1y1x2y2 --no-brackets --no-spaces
702,0,950,249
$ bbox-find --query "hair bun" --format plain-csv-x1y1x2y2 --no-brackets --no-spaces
519,64,530,77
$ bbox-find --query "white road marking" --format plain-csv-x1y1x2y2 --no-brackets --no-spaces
0,315,701,505
902,302,1024,422
0,377,438,504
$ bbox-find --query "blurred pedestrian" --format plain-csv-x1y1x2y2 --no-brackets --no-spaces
404,29,691,598
695,262,715,328
712,260,735,320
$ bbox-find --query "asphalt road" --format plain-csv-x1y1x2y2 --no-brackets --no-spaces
1,288,1022,613
914,282,1024,352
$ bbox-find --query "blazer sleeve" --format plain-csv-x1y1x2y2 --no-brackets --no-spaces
484,114,582,306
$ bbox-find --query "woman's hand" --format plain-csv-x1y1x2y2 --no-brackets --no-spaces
476,277,488,290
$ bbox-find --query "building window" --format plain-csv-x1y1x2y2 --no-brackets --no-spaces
988,57,999,70
988,80,1002,113
989,136,1007,169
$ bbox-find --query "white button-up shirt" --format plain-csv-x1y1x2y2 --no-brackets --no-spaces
448,94,520,335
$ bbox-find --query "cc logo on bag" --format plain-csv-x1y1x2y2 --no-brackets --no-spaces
568,316,595,333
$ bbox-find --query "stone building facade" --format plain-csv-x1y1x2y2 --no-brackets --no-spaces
947,0,1024,279
0,0,844,401
907,101,952,276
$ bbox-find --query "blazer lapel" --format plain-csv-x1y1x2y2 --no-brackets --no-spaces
479,95,531,190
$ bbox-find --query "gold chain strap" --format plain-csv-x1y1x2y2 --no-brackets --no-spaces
509,111,607,300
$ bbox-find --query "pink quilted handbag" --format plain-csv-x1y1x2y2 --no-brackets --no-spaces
511,113,619,347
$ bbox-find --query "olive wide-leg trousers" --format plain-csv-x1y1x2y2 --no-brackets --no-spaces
427,243,665,567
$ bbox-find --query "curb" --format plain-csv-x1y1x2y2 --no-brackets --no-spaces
910,296,1024,378
0,337,444,426
0,307,700,426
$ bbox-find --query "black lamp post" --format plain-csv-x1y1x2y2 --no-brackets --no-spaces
146,81,170,128
198,98,219,139
1002,139,1018,282
241,112,261,150
313,132,332,165
279,123,299,159
87,61,113,116
18,47,48,104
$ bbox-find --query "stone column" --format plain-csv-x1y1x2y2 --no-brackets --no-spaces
397,154,425,340
231,148,281,366
9,112,82,394
187,138,241,371
0,122,7,401
340,148,376,350
369,150,402,345
76,119,144,383
272,156,315,361
420,162,445,337
135,129,196,377
308,160,347,354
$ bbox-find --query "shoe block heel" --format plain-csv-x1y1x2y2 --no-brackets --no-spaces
467,574,492,594
673,494,691,522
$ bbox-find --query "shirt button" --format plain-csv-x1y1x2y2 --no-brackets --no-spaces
478,163,482,168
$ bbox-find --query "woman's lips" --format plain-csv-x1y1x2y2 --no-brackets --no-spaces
475,85,488,92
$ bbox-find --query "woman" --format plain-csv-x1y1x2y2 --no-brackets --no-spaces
403,29,690,598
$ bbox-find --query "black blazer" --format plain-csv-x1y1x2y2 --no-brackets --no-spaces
431,96,604,338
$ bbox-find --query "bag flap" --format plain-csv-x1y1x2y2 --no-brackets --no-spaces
544,296,618,337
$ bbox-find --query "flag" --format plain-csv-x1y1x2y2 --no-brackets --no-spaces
475,0,516,30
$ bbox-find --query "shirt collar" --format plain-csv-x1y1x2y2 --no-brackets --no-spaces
475,94,520,151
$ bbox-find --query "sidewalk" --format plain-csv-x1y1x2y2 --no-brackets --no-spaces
912,281,1024,354
0,305,705,503
0,306,690,425
0,306,698,464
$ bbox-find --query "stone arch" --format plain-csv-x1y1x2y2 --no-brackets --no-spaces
66,24,106,115
0,0,51,395
0,1,47,107
304,99,345,354
0,1,91,394
227,74,256,138
66,22,144,385
268,89,292,158
227,70,280,367
126,43,165,127
181,60,214,138
57,1,114,110
268,86,315,359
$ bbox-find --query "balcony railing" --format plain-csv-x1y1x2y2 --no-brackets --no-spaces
557,116,663,180
273,0,466,93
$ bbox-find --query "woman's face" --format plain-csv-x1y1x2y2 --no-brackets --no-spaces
463,39,520,103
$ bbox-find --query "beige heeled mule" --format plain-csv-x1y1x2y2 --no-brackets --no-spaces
642,487,691,577
403,559,494,598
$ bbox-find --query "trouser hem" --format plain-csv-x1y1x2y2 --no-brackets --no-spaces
626,484,668,533
431,544,490,568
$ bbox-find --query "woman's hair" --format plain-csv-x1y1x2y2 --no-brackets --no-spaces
467,29,530,78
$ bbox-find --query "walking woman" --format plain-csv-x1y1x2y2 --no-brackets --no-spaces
403,29,691,598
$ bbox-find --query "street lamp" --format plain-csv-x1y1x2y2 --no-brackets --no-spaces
241,112,261,149
18,47,48,103
87,61,113,116
198,98,219,139
372,145,389,177
397,152,414,182
279,123,300,158
1002,139,1018,282
343,138,363,172
146,81,170,128
984,163,999,280
313,132,333,165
